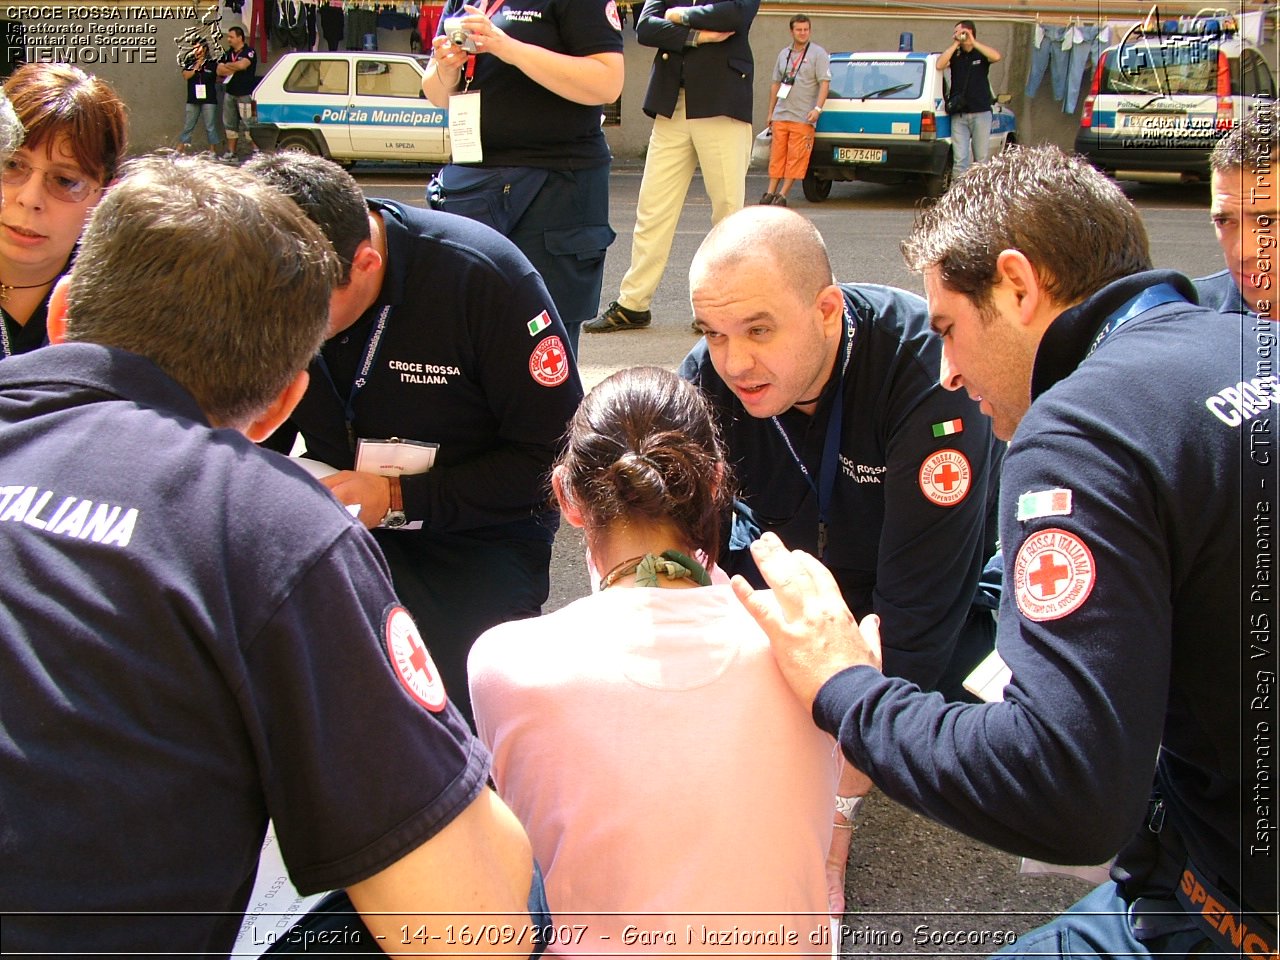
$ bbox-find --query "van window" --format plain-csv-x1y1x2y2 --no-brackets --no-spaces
284,59,349,95
829,60,925,100
1101,35,1221,96
356,59,424,98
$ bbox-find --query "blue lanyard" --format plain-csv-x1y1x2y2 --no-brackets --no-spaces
317,304,392,452
769,301,855,561
1086,283,1186,359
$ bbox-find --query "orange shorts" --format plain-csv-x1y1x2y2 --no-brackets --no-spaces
768,120,816,180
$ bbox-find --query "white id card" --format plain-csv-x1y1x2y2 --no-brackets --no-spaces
194,83,207,99
448,91,483,163
355,437,439,477
776,82,792,100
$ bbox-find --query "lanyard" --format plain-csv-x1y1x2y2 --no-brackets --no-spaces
1085,282,1186,359
783,42,809,83
462,0,508,86
317,304,392,452
0,312,10,360
769,300,855,561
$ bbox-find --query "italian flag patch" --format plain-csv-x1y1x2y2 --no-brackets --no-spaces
931,418,963,438
527,310,552,337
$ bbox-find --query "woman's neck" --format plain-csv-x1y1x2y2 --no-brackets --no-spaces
590,522,701,589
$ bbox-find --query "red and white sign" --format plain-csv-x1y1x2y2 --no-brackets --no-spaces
605,0,623,30
1013,528,1096,622
529,335,570,387
384,606,447,712
918,448,971,506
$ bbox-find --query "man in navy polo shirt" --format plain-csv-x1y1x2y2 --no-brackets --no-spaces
0,155,541,956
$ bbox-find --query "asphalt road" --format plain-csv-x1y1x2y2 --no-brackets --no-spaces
354,162,1221,958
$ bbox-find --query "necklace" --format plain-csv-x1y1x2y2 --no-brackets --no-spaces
0,274,60,302
598,550,712,590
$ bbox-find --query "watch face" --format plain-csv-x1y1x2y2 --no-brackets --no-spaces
383,511,408,529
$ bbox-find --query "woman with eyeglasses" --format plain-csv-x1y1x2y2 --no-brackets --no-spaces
468,366,857,956
0,64,127,360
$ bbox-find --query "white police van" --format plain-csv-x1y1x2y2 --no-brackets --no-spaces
803,50,1016,202
249,51,450,165
1074,13,1275,182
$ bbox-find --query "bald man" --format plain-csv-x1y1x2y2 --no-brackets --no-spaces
679,206,1001,699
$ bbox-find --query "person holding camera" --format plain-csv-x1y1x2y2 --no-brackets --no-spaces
178,39,223,156
936,19,1001,178
421,0,624,355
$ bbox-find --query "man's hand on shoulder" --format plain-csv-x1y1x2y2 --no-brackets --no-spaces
731,532,882,707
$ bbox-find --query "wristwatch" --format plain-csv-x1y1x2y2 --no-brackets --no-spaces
834,794,867,825
380,476,408,529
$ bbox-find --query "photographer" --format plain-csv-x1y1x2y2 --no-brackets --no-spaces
936,20,1001,178
421,0,624,355
178,39,223,156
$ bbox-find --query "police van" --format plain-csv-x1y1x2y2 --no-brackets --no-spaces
803,49,1016,202
1074,14,1275,182
248,51,450,165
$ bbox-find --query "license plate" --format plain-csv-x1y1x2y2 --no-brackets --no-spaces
1121,113,1186,129
833,146,887,164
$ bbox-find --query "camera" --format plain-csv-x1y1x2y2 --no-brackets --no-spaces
443,16,477,52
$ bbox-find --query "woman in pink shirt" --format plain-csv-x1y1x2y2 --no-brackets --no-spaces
469,366,866,958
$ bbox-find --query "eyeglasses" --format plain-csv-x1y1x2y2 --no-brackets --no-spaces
0,155,102,203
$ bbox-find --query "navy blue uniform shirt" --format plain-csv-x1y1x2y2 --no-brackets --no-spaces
814,270,1277,917
0,344,488,954
682,283,998,690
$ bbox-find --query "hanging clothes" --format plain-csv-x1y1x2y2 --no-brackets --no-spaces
1064,23,1105,113
1025,23,1069,102
319,2,345,49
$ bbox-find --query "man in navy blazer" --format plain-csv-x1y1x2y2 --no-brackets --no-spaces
585,0,759,334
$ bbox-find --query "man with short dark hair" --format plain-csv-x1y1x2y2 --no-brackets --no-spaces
760,14,829,206
739,144,1278,959
936,19,1001,178
0,154,541,956
1196,109,1279,318
248,152,583,727
217,25,257,162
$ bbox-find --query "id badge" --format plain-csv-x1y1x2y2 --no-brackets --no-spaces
777,82,792,100
194,83,207,99
448,91,483,163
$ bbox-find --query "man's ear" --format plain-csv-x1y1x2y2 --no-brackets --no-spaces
994,249,1042,326
245,370,309,443
551,467,586,528
351,239,383,281
46,276,72,345
817,282,844,338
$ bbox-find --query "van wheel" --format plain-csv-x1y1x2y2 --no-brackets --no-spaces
802,172,832,203
923,158,952,199
277,132,323,156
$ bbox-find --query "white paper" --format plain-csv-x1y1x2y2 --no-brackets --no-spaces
449,91,483,163
231,824,327,956
355,437,438,477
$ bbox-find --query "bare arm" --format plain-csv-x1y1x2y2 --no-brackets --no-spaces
936,41,958,70
347,788,535,960
972,38,1001,63
425,5,623,106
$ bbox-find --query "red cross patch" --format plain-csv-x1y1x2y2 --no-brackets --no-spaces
605,0,623,30
1013,528,1096,622
529,335,570,388
918,448,971,507
384,606,447,712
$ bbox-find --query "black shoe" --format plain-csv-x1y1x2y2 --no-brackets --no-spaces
759,192,776,205
584,300,652,333
772,195,788,207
